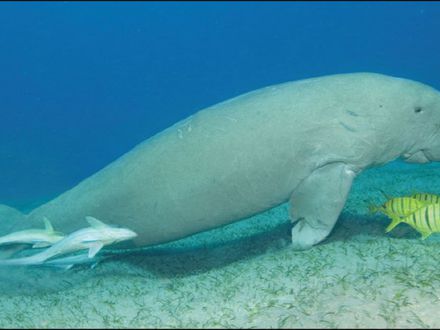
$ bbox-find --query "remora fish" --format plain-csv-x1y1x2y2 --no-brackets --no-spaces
0,217,64,248
42,252,111,270
0,216,137,266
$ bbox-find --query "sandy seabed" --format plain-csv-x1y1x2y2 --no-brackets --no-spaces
0,161,440,328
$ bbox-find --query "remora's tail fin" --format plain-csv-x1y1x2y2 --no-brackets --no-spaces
0,252,47,266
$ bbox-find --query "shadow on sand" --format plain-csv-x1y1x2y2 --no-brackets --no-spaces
119,212,410,278
0,211,418,296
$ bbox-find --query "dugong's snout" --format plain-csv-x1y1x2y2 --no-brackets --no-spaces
424,123,440,162
402,150,431,164
404,93,440,163
425,146,440,162
403,143,440,164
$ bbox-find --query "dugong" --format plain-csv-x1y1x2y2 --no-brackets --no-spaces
4,73,440,250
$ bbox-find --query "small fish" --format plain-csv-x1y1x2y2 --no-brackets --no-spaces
0,245,27,259
409,192,440,204
386,203,440,239
0,217,64,248
0,216,137,267
42,252,111,270
378,189,440,205
369,197,426,219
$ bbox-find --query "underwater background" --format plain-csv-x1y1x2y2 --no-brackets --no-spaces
1,1,440,328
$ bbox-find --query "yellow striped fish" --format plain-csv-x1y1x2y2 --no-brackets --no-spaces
379,190,440,205
386,203,440,239
369,197,426,219
409,192,440,204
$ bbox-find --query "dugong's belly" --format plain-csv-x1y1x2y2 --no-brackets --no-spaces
27,82,331,246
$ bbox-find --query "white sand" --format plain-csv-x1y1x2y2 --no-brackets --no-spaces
0,161,440,328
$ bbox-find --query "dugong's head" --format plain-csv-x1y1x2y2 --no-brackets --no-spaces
383,75,440,164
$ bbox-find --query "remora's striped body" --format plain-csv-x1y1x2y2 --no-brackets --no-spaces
386,203,440,239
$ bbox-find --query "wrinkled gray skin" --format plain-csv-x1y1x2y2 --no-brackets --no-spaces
3,73,440,250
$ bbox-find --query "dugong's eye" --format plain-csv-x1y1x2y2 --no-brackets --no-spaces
414,106,423,113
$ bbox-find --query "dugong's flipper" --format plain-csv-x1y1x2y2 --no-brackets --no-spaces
289,163,356,250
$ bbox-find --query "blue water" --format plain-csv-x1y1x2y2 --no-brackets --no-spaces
0,1,439,210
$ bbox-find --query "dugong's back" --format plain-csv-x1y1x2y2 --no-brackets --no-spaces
27,73,408,246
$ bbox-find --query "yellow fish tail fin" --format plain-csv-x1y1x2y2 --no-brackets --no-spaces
385,216,402,233
368,204,379,214
379,189,393,200
369,203,386,215
420,231,432,240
